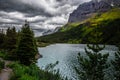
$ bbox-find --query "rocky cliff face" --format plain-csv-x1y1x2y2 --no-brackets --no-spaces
68,0,120,23
105,0,120,6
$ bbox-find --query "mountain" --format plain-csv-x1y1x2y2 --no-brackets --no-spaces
37,0,120,46
68,0,120,23
38,0,120,37
105,0,120,6
42,27,61,36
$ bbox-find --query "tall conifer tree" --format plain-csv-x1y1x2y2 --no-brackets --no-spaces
4,27,17,59
112,45,120,80
0,29,5,50
75,26,109,80
16,21,38,65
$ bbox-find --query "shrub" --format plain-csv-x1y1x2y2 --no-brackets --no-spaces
8,62,66,80
0,60,4,71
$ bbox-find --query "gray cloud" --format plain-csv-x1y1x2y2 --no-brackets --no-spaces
0,0,53,17
0,0,91,36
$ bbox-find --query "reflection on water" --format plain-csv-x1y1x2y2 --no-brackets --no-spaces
37,44,117,80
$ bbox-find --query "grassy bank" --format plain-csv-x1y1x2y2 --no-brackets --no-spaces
7,62,65,80
37,42,51,47
0,50,66,80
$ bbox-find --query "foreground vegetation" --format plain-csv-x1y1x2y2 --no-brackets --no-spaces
0,59,4,71
8,62,64,80
111,45,120,80
75,44,120,80
75,26,120,80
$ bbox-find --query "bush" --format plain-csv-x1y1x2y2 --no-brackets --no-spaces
0,60,4,71
0,51,7,59
8,62,66,80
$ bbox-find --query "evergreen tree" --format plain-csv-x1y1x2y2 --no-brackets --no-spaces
75,26,109,80
0,29,5,50
16,21,38,65
4,27,17,59
112,45,120,80
5,27,17,51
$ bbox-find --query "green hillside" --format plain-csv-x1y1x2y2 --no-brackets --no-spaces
37,8,120,46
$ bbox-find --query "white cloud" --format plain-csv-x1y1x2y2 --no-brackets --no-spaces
17,0,91,15
0,18,14,23
45,15,67,25
19,0,59,15
0,11,47,23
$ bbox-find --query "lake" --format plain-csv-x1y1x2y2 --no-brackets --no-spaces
37,44,117,80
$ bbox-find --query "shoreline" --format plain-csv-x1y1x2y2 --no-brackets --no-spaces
37,42,117,48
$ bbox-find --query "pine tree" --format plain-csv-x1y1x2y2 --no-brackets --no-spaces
0,29,5,50
75,26,109,80
5,27,17,51
112,45,120,80
4,27,17,59
16,21,38,65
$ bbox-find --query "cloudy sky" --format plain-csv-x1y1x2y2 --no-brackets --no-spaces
0,0,91,36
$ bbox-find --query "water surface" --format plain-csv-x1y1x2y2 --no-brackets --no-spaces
37,44,117,80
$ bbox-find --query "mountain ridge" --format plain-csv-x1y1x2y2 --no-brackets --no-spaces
68,0,120,23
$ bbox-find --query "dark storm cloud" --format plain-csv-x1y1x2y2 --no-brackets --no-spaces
0,0,91,36
0,0,53,17
56,0,62,2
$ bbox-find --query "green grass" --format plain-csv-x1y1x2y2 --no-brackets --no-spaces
61,22,81,32
0,51,4,58
91,8,120,23
0,51,7,59
8,62,66,80
37,42,50,47
81,26,94,37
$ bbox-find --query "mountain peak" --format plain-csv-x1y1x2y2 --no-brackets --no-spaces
68,0,120,23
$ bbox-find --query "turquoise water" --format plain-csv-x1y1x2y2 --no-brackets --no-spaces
37,44,117,80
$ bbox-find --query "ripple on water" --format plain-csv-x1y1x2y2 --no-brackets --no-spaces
37,44,117,80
